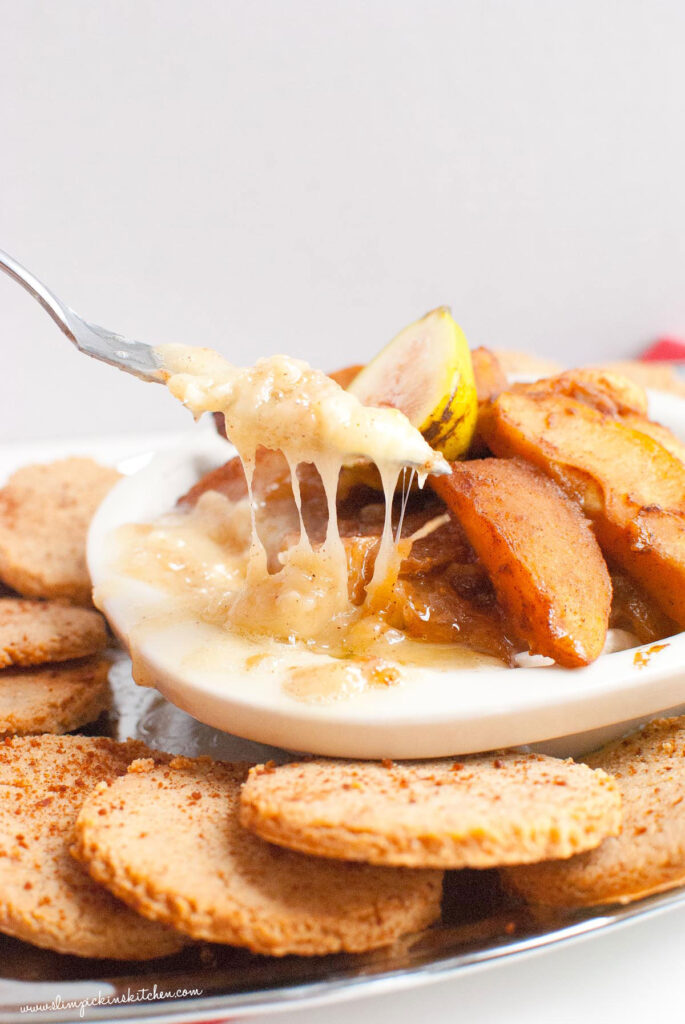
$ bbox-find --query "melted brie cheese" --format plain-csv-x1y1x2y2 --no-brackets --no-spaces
150,344,449,647
108,343,471,705
157,345,448,478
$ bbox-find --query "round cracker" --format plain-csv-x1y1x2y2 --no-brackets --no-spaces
0,458,120,605
0,656,112,736
0,734,184,958
0,598,108,668
503,717,685,907
73,756,443,957
239,754,622,869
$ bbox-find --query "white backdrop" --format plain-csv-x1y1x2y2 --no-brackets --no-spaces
2,0,685,441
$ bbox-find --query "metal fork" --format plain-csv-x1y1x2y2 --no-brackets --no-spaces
0,248,164,383
0,249,454,477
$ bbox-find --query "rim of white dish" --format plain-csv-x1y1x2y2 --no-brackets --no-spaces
87,391,685,759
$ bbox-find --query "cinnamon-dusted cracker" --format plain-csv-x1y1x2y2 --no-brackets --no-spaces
239,754,621,869
0,598,108,668
0,656,111,736
503,717,685,907
0,458,120,605
73,756,443,956
0,734,185,959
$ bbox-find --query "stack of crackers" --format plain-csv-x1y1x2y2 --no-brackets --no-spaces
0,452,683,964
0,458,119,738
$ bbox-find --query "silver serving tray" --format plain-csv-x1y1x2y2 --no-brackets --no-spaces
1,656,684,1024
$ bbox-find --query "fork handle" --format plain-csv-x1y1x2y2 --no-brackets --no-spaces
0,248,164,382
0,248,77,344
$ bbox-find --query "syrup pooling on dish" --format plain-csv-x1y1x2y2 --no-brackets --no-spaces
114,465,505,704
121,345,449,657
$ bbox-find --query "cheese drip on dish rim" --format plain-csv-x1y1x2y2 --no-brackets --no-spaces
154,344,449,646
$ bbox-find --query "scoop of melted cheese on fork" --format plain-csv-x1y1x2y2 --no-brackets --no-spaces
152,344,449,647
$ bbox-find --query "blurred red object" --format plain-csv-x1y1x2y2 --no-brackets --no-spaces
642,338,685,362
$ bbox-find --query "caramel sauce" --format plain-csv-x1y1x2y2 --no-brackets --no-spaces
633,643,669,669
113,446,509,708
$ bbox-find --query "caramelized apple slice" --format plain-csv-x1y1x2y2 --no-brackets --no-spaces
394,571,515,664
620,414,685,465
469,347,508,457
471,347,508,404
507,367,685,462
328,364,364,389
431,458,611,667
610,570,678,645
481,391,685,626
511,368,649,417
